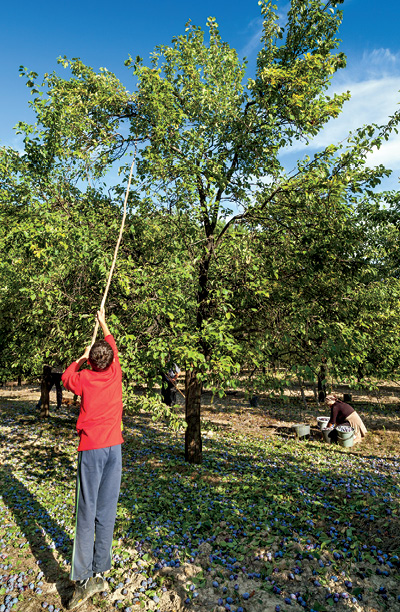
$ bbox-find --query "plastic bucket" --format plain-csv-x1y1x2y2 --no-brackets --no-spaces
339,436,354,448
322,427,333,443
317,416,330,430
336,425,354,440
337,426,354,447
292,424,310,438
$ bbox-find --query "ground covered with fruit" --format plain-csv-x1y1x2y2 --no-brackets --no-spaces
0,386,399,612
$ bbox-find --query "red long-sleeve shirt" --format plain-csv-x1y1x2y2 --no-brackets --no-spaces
62,335,124,451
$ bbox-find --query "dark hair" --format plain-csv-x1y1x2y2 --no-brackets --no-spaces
89,340,114,371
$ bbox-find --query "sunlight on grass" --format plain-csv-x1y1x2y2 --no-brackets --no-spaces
0,399,399,611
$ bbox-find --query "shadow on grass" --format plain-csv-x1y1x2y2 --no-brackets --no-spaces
1,465,73,607
0,398,77,477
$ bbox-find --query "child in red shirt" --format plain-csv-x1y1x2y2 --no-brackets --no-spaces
62,309,123,610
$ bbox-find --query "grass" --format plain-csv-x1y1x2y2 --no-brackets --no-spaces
0,389,399,612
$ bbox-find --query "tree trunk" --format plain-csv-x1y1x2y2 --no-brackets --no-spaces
298,377,307,408
184,242,212,464
317,365,326,403
40,365,52,418
185,370,203,464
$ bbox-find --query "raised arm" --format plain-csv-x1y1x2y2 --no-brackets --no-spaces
62,345,90,395
76,345,91,367
97,308,111,338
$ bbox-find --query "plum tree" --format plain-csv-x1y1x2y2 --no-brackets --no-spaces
2,0,400,457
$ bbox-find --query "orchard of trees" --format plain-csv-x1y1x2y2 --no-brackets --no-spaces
1,0,400,463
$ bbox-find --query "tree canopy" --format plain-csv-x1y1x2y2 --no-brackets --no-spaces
1,0,400,462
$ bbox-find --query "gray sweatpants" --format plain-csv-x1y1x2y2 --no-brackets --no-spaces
71,445,122,581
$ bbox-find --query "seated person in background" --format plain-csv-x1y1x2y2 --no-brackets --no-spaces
325,394,367,444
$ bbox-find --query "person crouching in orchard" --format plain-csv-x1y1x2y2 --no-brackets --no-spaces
325,394,367,444
62,308,123,610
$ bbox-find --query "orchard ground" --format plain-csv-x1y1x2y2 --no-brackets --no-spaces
0,380,399,612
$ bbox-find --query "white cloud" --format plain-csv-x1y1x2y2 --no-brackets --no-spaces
281,71,400,172
359,48,400,80
240,20,263,60
239,26,400,172
366,136,400,171
319,77,399,144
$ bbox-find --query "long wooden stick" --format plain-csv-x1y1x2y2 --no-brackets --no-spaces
91,145,137,345
165,374,186,398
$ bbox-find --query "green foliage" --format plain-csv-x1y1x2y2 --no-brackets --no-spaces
123,389,184,432
0,145,129,379
1,0,400,459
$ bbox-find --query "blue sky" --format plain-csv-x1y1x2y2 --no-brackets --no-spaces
2,0,400,186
